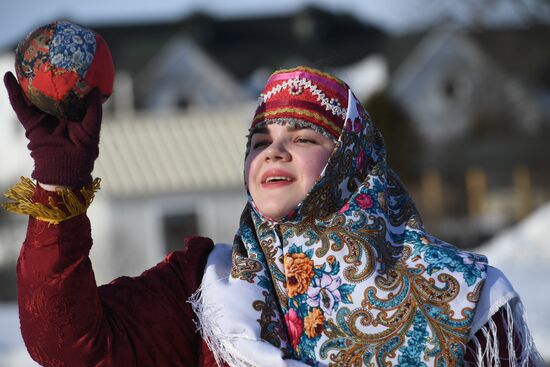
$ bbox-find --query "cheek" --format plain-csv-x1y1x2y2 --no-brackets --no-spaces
243,155,256,188
302,152,330,185
314,151,332,173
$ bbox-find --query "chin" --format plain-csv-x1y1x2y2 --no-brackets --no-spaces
260,210,286,221
257,205,295,221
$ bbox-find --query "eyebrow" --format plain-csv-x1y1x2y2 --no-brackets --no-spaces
251,126,269,135
250,125,310,136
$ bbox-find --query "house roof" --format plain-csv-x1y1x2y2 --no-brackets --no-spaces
79,7,385,98
385,24,550,92
94,103,254,196
136,37,249,108
472,25,550,90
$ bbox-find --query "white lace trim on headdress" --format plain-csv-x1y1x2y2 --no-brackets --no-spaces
257,77,347,119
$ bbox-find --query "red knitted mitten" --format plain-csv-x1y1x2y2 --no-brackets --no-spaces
4,71,103,187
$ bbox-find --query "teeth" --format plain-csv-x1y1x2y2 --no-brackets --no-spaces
266,176,291,183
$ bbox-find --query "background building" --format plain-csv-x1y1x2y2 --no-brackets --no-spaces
1,2,549,364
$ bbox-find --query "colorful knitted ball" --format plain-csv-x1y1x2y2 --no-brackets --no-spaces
15,20,114,121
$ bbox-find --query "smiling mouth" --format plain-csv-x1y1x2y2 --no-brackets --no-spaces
264,176,293,183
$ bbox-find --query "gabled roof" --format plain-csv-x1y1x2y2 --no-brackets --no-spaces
136,37,249,108
385,24,550,92
94,103,254,196
85,6,386,85
390,27,487,99
471,25,550,90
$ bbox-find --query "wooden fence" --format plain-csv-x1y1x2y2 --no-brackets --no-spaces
417,166,541,222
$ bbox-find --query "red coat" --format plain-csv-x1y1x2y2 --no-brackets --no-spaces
17,186,221,367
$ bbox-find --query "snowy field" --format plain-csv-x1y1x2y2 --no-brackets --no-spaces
0,304,37,366
0,204,549,366
476,203,550,362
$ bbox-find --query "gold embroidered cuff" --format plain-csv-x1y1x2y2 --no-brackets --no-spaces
2,177,101,225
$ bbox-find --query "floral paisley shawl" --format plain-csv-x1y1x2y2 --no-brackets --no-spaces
193,89,488,367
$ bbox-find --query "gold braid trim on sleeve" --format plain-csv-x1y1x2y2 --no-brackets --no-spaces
2,177,101,225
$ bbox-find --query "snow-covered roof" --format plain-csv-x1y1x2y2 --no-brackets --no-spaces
137,37,250,109
334,54,388,102
94,102,254,196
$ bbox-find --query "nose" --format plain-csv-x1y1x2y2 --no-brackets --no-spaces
264,140,291,161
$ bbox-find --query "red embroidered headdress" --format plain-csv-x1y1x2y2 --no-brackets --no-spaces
251,66,349,140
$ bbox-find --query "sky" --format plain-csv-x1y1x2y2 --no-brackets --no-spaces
2,0,539,51
0,0,447,50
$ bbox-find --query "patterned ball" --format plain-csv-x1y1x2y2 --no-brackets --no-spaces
15,20,114,121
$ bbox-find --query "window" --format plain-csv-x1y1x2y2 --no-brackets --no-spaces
162,212,199,254
443,78,456,100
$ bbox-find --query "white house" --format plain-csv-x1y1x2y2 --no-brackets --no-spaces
390,27,545,146
0,53,34,273
89,103,253,284
0,50,255,286
136,37,250,110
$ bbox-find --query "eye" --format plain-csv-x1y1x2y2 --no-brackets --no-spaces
252,140,270,149
295,136,316,144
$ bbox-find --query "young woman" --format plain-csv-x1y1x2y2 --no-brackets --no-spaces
3,66,544,366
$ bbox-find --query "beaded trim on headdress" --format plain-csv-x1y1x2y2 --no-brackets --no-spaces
252,66,349,140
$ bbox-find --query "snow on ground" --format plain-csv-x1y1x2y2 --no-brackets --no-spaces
476,202,550,362
0,304,37,367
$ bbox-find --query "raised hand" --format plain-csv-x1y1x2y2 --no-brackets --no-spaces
4,71,103,187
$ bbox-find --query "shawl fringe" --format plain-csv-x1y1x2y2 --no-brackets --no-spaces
466,300,545,367
188,281,256,367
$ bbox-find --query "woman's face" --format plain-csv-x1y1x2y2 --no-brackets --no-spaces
244,123,335,220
